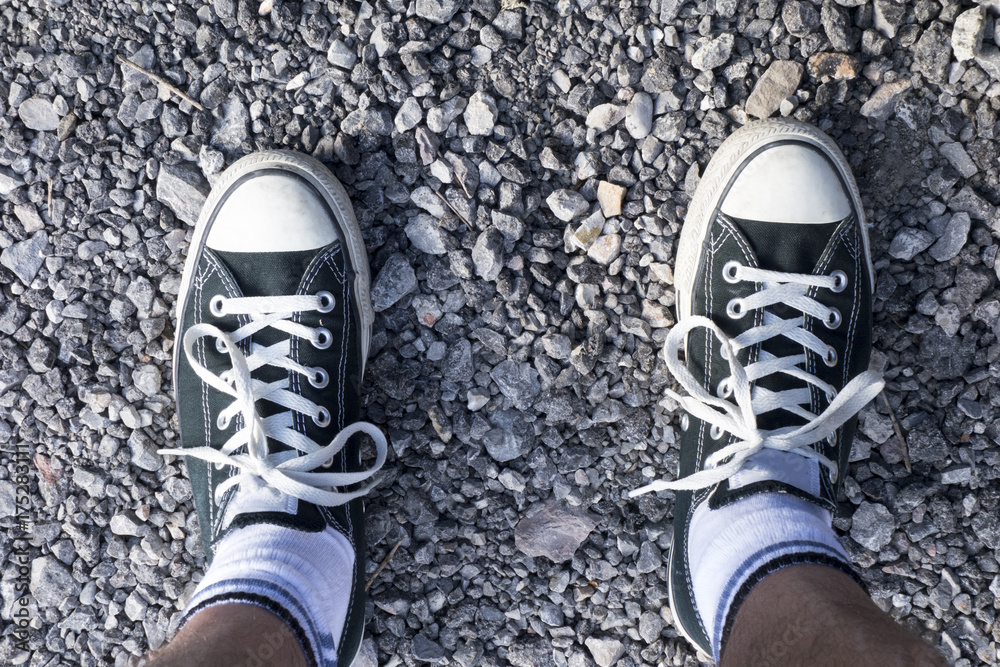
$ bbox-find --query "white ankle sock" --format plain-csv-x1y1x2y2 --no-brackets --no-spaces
181,515,356,667
688,488,851,661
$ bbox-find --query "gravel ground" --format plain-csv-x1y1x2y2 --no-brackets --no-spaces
1,0,1000,665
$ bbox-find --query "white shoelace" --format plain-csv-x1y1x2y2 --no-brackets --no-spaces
631,263,883,496
161,293,387,508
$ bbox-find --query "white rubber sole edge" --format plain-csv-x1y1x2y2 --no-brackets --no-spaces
172,150,375,396
673,118,874,323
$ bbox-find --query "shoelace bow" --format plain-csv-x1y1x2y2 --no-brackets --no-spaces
160,293,387,507
631,263,883,497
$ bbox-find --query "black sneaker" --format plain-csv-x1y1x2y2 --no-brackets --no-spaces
163,150,386,666
631,119,883,655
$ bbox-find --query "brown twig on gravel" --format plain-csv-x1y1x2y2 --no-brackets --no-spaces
880,389,911,473
365,536,404,591
434,189,470,227
116,55,205,111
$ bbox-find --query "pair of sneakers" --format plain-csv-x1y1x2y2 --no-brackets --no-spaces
167,119,880,664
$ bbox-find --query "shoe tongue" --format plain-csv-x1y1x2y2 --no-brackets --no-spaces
727,448,820,496
212,248,327,459
729,216,843,433
214,248,320,298
730,216,842,274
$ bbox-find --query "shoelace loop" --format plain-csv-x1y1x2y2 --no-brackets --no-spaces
631,265,883,497
160,293,387,508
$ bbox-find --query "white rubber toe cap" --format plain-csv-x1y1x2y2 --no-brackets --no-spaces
206,173,337,252
719,144,852,224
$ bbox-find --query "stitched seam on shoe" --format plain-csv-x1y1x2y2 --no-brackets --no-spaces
201,253,251,535
194,269,214,538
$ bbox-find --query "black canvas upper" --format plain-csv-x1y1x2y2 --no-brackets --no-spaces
669,142,873,654
173,172,369,666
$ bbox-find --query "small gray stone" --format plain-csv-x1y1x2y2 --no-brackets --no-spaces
873,0,904,38
888,227,935,260
515,499,597,562
31,556,81,607
860,80,911,121
782,1,820,36
952,6,985,62
14,203,43,233
472,228,504,281
483,409,535,462
341,108,393,136
353,638,378,667
133,364,162,397
490,360,540,410
585,637,625,667
624,92,653,139
938,142,978,179
125,590,148,622
128,430,164,471
585,103,625,133
746,60,804,119
212,98,249,151
411,633,447,663
415,0,459,23
371,254,417,312
464,91,497,136
405,215,450,255
587,234,621,266
850,501,895,551
395,97,422,133
18,96,60,131
157,163,209,225
426,97,466,133
940,465,972,486
636,540,661,573
913,22,951,83
327,40,357,69
976,44,1000,81
639,611,665,643
0,167,25,195
1,231,48,284
691,33,734,70
546,189,588,222
0,480,16,518
928,213,970,262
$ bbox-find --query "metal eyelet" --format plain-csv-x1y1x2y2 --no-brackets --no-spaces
717,377,733,399
316,291,335,313
825,389,837,403
828,466,839,484
679,414,690,431
722,261,741,284
824,307,842,329
312,328,332,349
220,370,232,383
826,432,837,446
309,368,329,389
726,298,746,319
210,295,226,317
215,339,228,353
719,344,730,360
824,347,838,367
313,407,331,427
710,424,724,440
830,270,848,293
216,414,230,430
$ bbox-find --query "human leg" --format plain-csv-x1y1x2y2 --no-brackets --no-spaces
724,564,945,667
140,603,307,667
145,151,387,667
